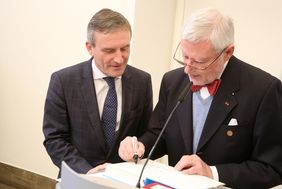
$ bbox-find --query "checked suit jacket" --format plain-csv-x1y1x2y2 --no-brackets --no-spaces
43,58,152,175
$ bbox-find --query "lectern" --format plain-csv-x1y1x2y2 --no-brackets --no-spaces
60,161,135,189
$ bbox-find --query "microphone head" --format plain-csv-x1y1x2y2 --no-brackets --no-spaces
177,82,192,103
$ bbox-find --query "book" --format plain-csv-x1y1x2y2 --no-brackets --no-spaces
143,178,174,189
143,181,173,189
103,159,225,189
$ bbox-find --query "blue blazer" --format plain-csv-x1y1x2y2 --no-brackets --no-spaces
141,56,282,188
43,59,153,174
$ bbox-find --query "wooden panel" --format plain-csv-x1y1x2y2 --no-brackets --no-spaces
0,161,56,189
0,182,17,189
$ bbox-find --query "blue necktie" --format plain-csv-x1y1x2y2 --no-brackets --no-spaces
102,77,117,151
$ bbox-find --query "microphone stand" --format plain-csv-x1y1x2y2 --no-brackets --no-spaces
136,82,192,188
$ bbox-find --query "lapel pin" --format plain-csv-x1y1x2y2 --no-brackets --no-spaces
227,130,233,137
224,101,230,106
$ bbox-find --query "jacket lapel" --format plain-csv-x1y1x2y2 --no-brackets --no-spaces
115,67,132,140
197,58,240,152
177,92,194,154
176,78,194,154
80,59,107,152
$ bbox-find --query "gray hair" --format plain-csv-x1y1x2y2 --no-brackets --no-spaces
182,8,234,52
87,8,132,46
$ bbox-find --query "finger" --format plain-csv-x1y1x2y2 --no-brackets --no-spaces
97,163,110,170
137,142,145,158
175,156,193,171
132,136,138,152
119,137,132,161
87,163,110,174
180,158,213,178
126,137,137,160
181,166,197,175
119,137,136,161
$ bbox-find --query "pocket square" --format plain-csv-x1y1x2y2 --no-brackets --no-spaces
228,118,238,126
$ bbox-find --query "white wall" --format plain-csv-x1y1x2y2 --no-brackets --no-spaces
0,0,176,179
0,0,135,178
131,0,176,105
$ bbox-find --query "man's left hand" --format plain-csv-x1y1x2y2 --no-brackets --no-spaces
86,163,110,174
174,154,213,179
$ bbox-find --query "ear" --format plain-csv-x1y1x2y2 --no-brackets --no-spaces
85,41,94,56
225,44,235,60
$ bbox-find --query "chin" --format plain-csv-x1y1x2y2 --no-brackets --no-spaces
111,71,124,77
189,77,202,85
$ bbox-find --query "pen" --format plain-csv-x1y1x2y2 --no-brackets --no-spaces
132,136,138,164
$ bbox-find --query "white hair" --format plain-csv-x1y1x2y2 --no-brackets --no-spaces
182,8,234,52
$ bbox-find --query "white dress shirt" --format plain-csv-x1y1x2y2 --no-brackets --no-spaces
91,59,122,131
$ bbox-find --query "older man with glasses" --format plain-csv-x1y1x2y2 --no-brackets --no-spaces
118,8,282,188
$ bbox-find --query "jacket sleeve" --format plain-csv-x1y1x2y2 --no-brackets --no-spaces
43,72,92,174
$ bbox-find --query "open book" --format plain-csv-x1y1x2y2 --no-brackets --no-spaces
103,159,224,189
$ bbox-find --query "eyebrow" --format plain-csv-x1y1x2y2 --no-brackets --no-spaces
101,44,130,52
184,54,211,63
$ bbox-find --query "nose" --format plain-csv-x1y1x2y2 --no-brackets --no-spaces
184,62,196,73
113,50,123,64
184,58,195,67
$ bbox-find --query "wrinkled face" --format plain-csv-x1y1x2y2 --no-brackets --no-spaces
86,28,131,77
181,39,233,85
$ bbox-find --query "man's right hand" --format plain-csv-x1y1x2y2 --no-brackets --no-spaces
118,136,145,162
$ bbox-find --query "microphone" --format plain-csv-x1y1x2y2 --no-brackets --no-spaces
136,81,192,188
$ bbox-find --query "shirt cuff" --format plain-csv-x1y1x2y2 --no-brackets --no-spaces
210,166,219,181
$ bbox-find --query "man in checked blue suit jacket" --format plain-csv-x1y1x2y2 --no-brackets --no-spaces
119,8,282,188
43,9,152,176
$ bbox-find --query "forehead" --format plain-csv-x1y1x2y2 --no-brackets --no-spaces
94,29,131,47
180,39,216,56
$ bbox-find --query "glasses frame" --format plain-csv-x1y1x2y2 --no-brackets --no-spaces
173,42,227,70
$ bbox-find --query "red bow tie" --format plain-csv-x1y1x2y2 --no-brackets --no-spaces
191,79,221,96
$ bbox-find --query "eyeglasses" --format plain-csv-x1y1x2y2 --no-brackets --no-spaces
173,42,226,70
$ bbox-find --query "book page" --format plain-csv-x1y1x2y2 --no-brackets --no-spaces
103,159,224,189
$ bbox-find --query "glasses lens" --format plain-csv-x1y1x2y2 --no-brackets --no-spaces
173,42,226,70
173,43,185,66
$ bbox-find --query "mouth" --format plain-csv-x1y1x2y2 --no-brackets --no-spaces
189,73,200,79
108,63,126,74
188,74,203,85
111,64,123,70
